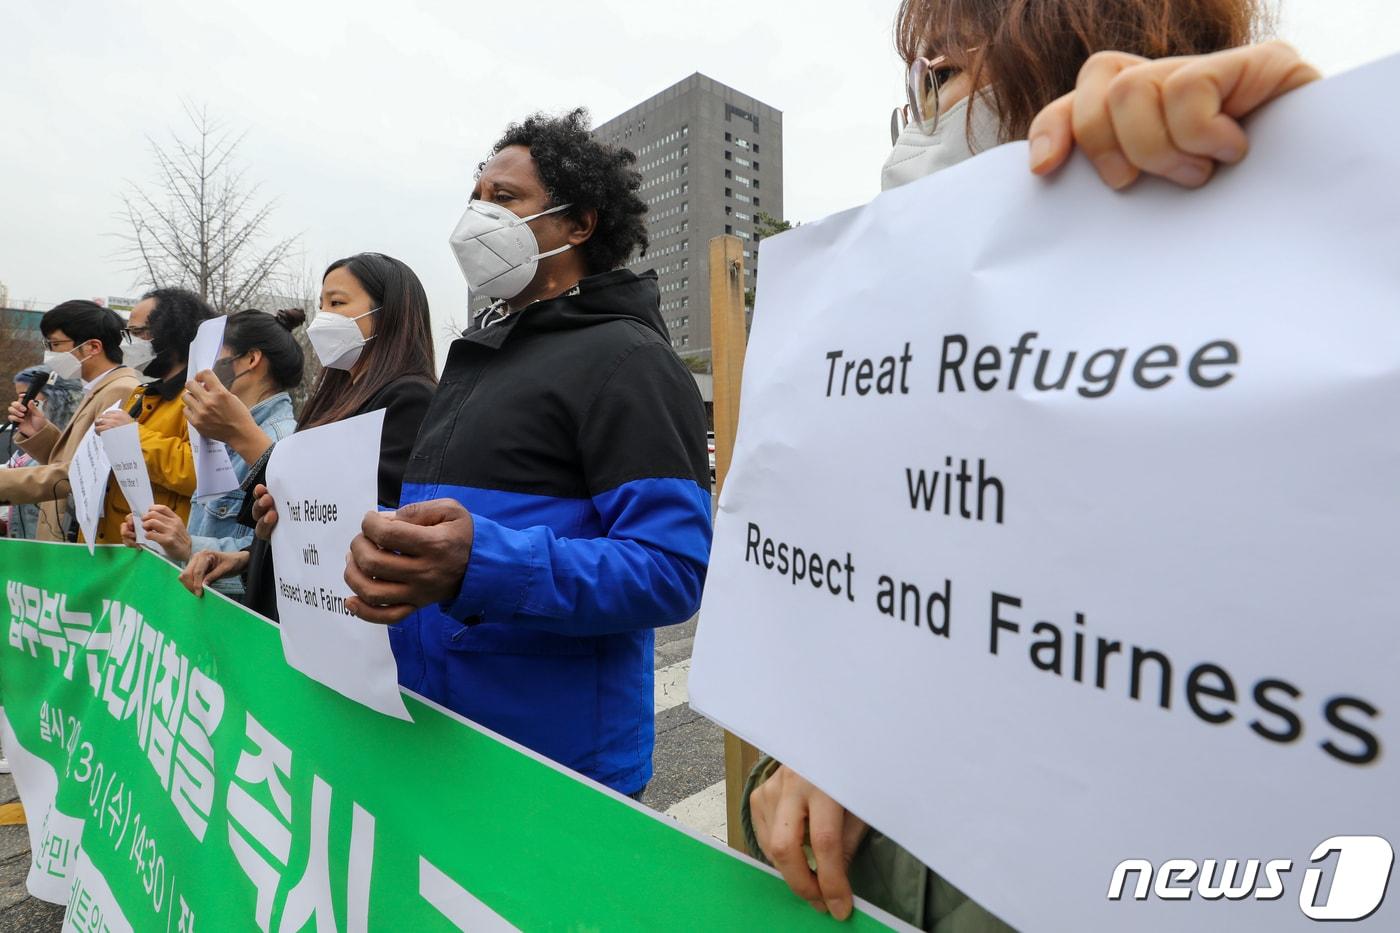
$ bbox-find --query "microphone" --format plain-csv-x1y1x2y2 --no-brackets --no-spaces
4,370,52,435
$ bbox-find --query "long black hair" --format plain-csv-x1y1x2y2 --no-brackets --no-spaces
223,308,307,390
299,253,436,429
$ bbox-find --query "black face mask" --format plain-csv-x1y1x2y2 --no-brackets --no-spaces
213,354,246,390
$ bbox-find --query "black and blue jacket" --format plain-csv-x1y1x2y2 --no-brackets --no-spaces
389,268,712,794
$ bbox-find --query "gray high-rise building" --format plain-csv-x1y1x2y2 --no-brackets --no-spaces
596,73,783,360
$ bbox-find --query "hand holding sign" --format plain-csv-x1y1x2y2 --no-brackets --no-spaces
344,499,476,624
184,371,268,463
1027,41,1321,189
93,409,134,433
250,484,278,541
139,505,192,562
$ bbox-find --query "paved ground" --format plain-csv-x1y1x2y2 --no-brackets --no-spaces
1,612,729,928
0,774,65,932
640,616,730,840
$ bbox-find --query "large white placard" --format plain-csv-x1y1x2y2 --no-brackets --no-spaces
186,316,239,499
265,409,410,720
100,422,163,555
690,57,1400,932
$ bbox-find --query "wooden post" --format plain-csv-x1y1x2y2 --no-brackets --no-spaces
707,234,762,852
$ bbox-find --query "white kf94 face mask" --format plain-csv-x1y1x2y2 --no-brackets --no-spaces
42,347,85,382
448,200,574,301
122,336,156,373
307,307,378,370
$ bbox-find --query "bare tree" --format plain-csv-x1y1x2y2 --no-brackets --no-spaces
120,103,297,312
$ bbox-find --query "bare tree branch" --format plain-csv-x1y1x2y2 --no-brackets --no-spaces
115,102,298,311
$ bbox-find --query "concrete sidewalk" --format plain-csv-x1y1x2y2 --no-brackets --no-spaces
0,774,63,932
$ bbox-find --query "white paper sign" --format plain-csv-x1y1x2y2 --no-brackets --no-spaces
690,57,1400,933
265,409,411,720
67,423,111,554
100,422,164,556
186,316,239,499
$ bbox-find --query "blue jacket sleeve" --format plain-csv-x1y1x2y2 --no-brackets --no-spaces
441,340,713,635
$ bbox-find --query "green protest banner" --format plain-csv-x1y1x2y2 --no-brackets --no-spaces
0,540,898,932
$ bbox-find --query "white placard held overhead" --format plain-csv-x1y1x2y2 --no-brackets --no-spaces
186,315,239,499
100,422,164,556
690,57,1400,932
265,409,410,720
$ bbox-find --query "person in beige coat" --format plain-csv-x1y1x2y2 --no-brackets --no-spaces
1,301,140,542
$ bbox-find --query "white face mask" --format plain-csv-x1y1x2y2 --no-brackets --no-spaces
448,200,574,301
307,307,378,370
123,336,156,373
881,93,1003,191
43,347,85,382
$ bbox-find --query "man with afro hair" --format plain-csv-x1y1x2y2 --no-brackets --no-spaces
345,109,712,798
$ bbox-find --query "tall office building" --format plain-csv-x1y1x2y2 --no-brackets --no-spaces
596,74,783,360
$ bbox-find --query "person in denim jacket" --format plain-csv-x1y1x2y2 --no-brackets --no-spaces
121,308,305,599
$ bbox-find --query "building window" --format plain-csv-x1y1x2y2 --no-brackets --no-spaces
681,335,689,346
737,230,752,241
725,169,732,179
725,131,732,142
753,179,760,189
753,143,760,154
725,224,733,234
735,157,751,168
681,296,688,308
735,192,751,204
735,137,750,150
753,197,761,207
725,187,732,197
735,175,751,187
735,211,751,221
681,201,688,213
753,161,760,171
725,151,732,161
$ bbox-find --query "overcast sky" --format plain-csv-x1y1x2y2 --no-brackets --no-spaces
2,0,1397,363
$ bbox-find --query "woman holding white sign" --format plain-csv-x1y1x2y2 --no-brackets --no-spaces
743,1,1321,927
179,253,436,618
121,308,304,598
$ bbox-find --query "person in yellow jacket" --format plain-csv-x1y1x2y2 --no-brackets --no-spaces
2,301,140,541
92,288,217,544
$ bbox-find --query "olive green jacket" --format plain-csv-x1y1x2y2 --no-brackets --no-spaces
741,756,1016,932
